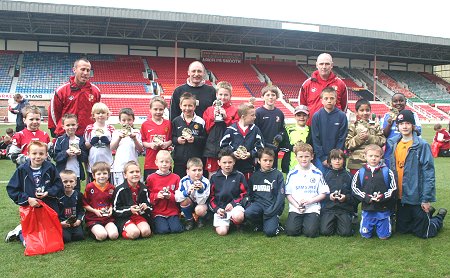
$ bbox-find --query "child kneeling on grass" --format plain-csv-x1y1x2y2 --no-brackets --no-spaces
245,148,285,237
175,157,210,231
285,142,329,238
59,170,85,243
83,162,118,241
209,149,247,236
320,149,354,237
113,161,152,240
146,150,184,234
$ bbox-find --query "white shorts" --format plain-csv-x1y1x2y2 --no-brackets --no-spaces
213,205,245,227
111,172,124,187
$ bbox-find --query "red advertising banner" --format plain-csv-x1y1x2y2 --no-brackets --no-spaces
201,50,243,63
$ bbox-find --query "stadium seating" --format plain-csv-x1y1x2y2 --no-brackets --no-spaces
376,70,415,98
90,56,148,83
204,62,261,97
436,105,450,115
255,64,308,98
298,64,316,76
415,103,450,120
0,51,19,93
16,52,76,94
419,72,450,93
244,82,267,97
146,57,196,95
383,70,448,103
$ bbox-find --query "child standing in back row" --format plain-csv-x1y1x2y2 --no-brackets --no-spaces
141,97,173,181
84,102,115,182
255,85,287,168
110,108,143,186
346,99,385,175
311,87,348,176
203,81,239,178
53,114,88,191
281,105,312,174
172,92,206,178
8,105,50,166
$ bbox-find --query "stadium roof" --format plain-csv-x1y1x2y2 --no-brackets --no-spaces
1,1,450,65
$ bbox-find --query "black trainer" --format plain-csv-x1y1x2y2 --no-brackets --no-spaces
185,219,195,231
428,206,436,216
437,208,447,220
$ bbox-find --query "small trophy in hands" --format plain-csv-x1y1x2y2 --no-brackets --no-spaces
66,215,77,225
213,99,224,122
95,128,104,137
35,186,45,197
235,145,249,159
193,180,202,191
100,207,110,217
69,142,81,153
371,191,381,202
121,124,132,137
152,135,164,146
332,190,342,201
162,187,170,198
298,203,306,213
181,128,193,140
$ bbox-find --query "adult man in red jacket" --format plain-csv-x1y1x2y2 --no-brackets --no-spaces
298,53,348,125
48,58,101,137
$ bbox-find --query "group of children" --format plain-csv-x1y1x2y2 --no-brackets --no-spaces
4,82,447,248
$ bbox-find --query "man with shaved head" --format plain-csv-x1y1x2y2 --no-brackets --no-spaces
298,53,348,125
169,61,216,120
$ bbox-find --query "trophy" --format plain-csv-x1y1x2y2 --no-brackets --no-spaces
69,142,81,153
35,186,45,197
332,190,342,200
181,128,193,140
162,187,170,197
355,120,369,135
100,207,110,217
95,128,104,137
388,107,399,123
371,191,381,201
121,124,132,137
66,215,77,225
152,135,164,146
213,99,224,122
298,204,306,213
193,180,202,191
235,145,249,159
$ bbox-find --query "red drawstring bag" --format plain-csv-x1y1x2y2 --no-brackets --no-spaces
431,141,442,158
19,201,64,256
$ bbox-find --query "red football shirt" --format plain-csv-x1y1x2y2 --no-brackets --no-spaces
140,119,172,170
